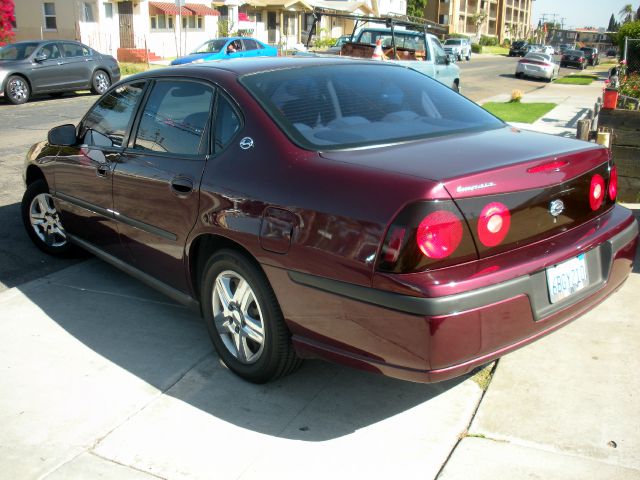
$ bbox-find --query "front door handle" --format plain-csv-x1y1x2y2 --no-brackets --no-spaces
171,177,194,195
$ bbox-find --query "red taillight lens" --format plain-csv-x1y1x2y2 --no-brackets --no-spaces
378,201,478,273
477,202,511,247
609,165,618,201
416,211,463,259
527,160,569,173
589,174,605,210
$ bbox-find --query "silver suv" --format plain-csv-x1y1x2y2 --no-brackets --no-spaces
444,38,471,61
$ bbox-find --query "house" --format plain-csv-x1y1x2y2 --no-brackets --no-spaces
13,0,402,59
13,0,221,60
543,27,613,52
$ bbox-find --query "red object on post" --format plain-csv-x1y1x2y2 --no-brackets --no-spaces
603,88,619,109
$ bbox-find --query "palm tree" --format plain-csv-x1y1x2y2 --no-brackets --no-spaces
619,4,634,23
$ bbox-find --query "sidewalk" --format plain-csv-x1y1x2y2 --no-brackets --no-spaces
1,80,639,480
480,79,605,137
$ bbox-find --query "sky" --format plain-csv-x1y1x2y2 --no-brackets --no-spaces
531,0,638,30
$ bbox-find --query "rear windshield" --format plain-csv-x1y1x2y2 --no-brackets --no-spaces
191,39,227,54
445,39,463,45
240,64,503,150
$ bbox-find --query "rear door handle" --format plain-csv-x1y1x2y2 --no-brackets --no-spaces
171,177,194,195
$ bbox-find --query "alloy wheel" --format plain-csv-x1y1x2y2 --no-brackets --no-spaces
94,72,110,94
29,193,67,248
9,78,28,103
211,270,265,364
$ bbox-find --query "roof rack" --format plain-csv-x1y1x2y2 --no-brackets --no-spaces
305,8,446,50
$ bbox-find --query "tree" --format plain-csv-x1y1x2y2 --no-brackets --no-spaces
608,13,618,32
619,4,634,23
636,6,640,21
0,0,15,46
470,11,487,40
406,0,427,19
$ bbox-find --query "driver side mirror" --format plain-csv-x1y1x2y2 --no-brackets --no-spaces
34,53,48,62
48,124,77,146
447,54,456,64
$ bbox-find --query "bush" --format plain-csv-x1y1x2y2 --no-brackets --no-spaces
510,89,523,103
614,20,640,50
620,73,640,99
502,38,511,47
446,33,471,40
479,35,498,46
471,43,482,54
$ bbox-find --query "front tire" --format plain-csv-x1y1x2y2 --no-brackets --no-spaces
90,70,111,95
200,249,301,383
21,179,75,256
5,75,30,105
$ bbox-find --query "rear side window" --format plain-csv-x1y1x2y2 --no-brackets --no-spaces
242,39,261,50
240,64,503,150
61,42,90,58
213,95,241,153
81,81,146,148
133,80,213,155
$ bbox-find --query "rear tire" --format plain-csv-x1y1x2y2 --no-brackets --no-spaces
21,179,76,257
200,249,302,383
90,70,111,95
5,75,30,105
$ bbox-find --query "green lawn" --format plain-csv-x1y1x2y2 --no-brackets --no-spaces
482,102,557,123
481,46,509,55
554,74,598,85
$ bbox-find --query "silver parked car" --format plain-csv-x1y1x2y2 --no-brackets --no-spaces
515,52,559,82
443,38,471,61
0,40,121,105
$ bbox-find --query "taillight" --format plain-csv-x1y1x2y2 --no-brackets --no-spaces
378,201,477,273
477,202,511,247
609,165,618,201
589,174,605,210
416,211,463,259
579,57,585,62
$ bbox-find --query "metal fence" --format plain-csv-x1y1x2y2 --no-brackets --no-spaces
623,37,640,74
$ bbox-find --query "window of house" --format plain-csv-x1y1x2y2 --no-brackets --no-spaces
83,2,95,22
134,81,213,156
283,13,296,36
182,15,203,29
151,14,174,30
104,2,113,18
43,2,57,30
81,82,147,148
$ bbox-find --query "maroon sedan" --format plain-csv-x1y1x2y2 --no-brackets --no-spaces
21,58,638,383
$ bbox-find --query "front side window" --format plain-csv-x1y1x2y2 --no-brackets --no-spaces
81,81,146,148
38,43,61,60
43,2,57,30
240,64,502,150
133,81,213,155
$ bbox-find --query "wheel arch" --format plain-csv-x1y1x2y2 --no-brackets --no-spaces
25,165,47,188
188,233,265,302
3,72,32,93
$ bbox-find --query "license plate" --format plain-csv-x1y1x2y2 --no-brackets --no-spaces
546,254,588,304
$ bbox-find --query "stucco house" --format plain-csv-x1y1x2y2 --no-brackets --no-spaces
13,0,404,60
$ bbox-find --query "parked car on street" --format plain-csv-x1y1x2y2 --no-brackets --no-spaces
21,57,638,384
560,49,588,69
508,40,529,57
170,37,277,65
558,44,575,55
443,37,472,61
541,45,555,55
0,40,120,105
515,52,559,81
579,47,599,66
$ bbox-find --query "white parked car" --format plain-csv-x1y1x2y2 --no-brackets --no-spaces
515,52,559,82
443,38,472,61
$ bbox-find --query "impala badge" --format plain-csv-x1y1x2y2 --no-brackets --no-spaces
549,199,564,218
239,137,254,150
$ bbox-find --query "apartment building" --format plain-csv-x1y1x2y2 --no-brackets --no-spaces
425,0,533,43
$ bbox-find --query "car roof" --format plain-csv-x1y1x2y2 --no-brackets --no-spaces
132,56,406,79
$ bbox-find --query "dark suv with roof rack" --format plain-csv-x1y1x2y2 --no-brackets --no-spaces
579,47,599,66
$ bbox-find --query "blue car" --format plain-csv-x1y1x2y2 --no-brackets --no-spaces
170,37,278,65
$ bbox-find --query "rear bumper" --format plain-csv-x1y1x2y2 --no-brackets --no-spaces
267,206,638,383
